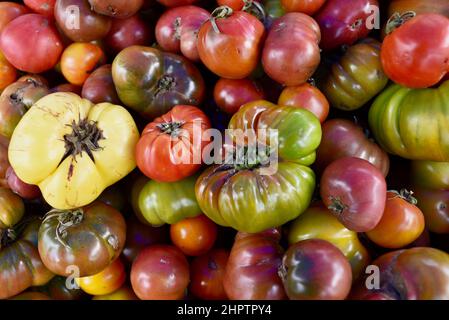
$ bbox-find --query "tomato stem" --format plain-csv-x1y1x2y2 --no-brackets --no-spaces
156,121,185,136
231,145,272,171
385,11,416,35
43,208,84,248
242,0,266,22
154,75,176,97
328,196,348,215
388,189,418,205
210,6,233,33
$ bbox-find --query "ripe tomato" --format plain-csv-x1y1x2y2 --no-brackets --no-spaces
0,2,29,34
0,187,25,229
6,166,41,200
388,0,449,19
76,258,126,295
414,188,449,234
131,245,190,300
81,64,121,104
0,14,63,73
0,51,16,92
190,249,229,300
278,83,329,123
24,0,55,18
170,215,217,256
281,0,326,14
88,0,143,18
92,286,138,300
197,7,265,79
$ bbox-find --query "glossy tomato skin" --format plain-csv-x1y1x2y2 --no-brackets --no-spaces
82,64,121,104
88,0,143,18
198,10,265,79
6,166,41,200
281,239,352,300
0,51,17,92
24,0,55,18
136,105,211,182
38,201,126,277
381,14,449,88
281,0,325,14
414,189,449,234
190,249,229,300
112,46,205,119
315,119,390,177
278,83,329,123
411,160,449,190
0,187,25,229
76,258,126,295
320,38,388,111
388,0,449,18
214,78,265,115
262,13,321,86
131,245,190,300
92,286,138,300
0,2,29,34
156,6,209,61
320,157,387,232
224,230,286,300
0,14,62,73
315,0,379,51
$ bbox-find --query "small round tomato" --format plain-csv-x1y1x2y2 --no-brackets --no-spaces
6,166,41,200
92,286,138,300
190,249,229,300
24,0,55,18
278,83,329,123
170,215,217,256
61,42,106,86
81,64,120,104
0,51,16,92
280,0,326,14
131,245,190,300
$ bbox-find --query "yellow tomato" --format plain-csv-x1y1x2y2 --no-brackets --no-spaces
92,286,138,300
76,259,126,296
8,92,139,209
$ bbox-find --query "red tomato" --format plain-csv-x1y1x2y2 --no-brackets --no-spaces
281,0,326,14
136,105,211,182
0,14,63,73
0,2,30,34
24,0,55,18
170,215,218,256
131,245,190,300
213,78,265,114
6,166,41,200
381,13,449,88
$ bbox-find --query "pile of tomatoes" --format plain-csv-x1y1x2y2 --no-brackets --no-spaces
1,0,449,301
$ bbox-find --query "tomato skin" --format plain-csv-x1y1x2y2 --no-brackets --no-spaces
131,245,190,300
6,166,41,200
47,276,87,300
197,10,265,79
51,83,82,95
381,14,449,88
24,0,55,18
0,3,30,34
0,51,17,92
0,14,63,73
281,0,326,14
262,13,320,86
388,0,449,18
414,189,449,234
88,0,143,18
76,258,126,295
0,136,9,188
136,105,211,182
224,230,286,300
157,0,199,8
320,157,387,232
82,64,121,104
190,249,229,300
0,187,24,229
92,286,138,300
278,83,329,123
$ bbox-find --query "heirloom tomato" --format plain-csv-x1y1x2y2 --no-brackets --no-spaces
8,92,139,210
24,0,55,18
0,187,25,229
0,2,29,34
6,166,41,200
388,0,449,18
262,12,320,86
197,7,265,79
281,0,325,14
136,105,211,182
411,160,449,190
88,0,143,18
92,286,138,300
369,81,449,162
0,51,17,92
82,64,121,105
76,258,126,295
112,46,205,119
38,201,126,277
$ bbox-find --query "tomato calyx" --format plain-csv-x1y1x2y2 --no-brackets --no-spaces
154,75,176,97
385,11,416,35
388,189,418,205
232,145,272,171
0,228,16,249
43,208,84,248
156,121,185,137
173,17,182,40
327,196,348,215
62,119,104,163
210,6,234,33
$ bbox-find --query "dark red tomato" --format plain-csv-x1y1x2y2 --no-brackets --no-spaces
50,83,82,95
6,166,41,200
88,0,143,18
105,14,152,54
197,7,265,79
82,64,121,104
0,2,29,34
136,105,211,182
190,249,229,300
157,0,199,7
224,229,287,300
278,83,329,123
213,78,265,114
24,0,55,18
414,188,449,234
315,119,390,177
281,0,326,14
0,14,63,73
131,245,190,300
320,157,387,232
262,12,321,86
315,0,379,51
381,14,449,88
156,5,209,62
281,239,352,300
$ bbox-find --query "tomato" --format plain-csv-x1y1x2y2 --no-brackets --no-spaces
320,38,388,111
170,215,217,256
0,2,29,34
92,286,138,300
95,185,126,212
55,0,112,42
112,46,205,120
0,51,17,92
0,75,49,138
315,119,390,177
6,166,41,200
0,187,24,229
9,92,139,209
155,6,210,62
157,0,199,7
280,0,326,14
278,83,329,123
47,276,87,300
51,83,82,95
320,157,387,232
88,0,143,18
369,81,449,162
288,204,370,279
24,0,55,18
82,64,121,104
76,258,126,295
263,0,285,28
197,7,265,79
382,14,449,88
132,175,201,226
131,245,190,300
0,136,9,188
61,42,106,86
411,160,449,190
0,14,63,73
281,239,352,300
388,0,449,18
190,249,229,300
224,230,286,300
414,189,449,234
315,0,379,51
38,201,126,277
262,13,320,86
214,78,265,115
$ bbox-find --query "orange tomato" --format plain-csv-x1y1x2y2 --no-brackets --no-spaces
92,286,138,300
0,51,16,91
